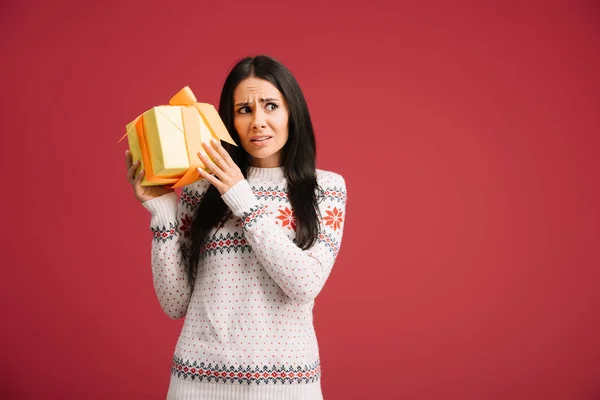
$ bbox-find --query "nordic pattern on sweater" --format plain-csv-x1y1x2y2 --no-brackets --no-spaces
142,167,346,386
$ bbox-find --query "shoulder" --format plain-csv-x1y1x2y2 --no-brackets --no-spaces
316,169,347,205
316,168,346,189
178,178,212,210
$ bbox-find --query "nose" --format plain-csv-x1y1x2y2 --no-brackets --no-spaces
251,109,266,130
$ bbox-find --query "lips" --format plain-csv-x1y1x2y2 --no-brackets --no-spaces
250,135,273,142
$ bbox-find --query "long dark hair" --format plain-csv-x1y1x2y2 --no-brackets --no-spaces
187,55,320,285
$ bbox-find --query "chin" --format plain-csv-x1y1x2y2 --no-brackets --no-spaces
244,147,275,159
251,152,277,161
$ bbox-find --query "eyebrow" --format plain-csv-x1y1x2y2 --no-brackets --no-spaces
234,98,280,107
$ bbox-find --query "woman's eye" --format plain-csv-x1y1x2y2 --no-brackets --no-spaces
266,103,278,111
238,106,251,114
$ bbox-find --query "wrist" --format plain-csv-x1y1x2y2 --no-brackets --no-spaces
221,179,260,217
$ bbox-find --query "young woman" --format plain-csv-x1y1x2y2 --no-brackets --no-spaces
125,55,347,399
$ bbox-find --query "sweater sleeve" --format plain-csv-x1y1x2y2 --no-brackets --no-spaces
141,180,210,319
221,172,347,304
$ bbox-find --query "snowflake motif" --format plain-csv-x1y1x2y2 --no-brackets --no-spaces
323,206,344,231
276,206,296,231
179,214,192,238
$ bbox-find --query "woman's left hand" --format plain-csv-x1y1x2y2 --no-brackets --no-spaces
197,138,245,195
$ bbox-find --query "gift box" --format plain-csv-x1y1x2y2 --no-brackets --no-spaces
118,86,237,188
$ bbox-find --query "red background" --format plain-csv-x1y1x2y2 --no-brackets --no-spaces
1,0,599,399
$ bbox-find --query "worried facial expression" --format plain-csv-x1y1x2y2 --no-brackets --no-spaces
233,77,289,167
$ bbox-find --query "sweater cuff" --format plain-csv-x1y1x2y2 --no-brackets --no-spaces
141,192,178,227
221,179,260,217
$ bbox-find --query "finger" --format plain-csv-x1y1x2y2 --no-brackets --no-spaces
202,141,228,171
197,167,224,192
198,147,225,177
210,138,235,169
133,169,146,199
134,168,145,187
127,160,141,182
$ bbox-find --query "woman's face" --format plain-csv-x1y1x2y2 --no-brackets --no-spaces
233,77,289,168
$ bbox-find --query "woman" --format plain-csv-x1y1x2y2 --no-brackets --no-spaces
125,55,347,399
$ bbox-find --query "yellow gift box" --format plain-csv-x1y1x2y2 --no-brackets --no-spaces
119,86,237,188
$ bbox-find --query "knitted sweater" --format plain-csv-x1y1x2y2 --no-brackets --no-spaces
141,166,347,400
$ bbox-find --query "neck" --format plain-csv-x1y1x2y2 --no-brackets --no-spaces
249,153,282,168
247,165,285,179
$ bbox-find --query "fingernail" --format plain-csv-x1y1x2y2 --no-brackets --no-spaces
211,138,218,144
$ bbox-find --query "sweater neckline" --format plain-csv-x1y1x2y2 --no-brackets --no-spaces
247,166,285,179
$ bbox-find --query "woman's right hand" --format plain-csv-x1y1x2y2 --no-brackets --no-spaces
125,150,174,203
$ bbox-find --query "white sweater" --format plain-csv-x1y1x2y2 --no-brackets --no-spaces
141,166,347,400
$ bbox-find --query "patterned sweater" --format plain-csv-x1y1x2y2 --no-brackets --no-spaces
141,166,347,399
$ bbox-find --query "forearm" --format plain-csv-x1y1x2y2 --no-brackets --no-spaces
242,209,337,303
222,180,343,304
143,193,192,319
